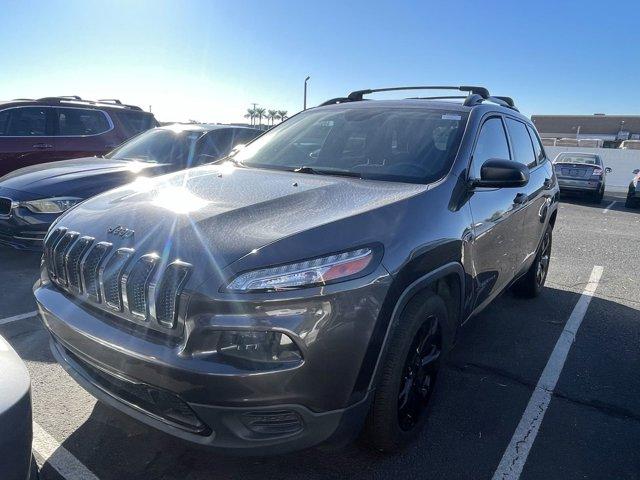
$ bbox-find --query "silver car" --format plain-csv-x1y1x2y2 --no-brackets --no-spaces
553,152,611,203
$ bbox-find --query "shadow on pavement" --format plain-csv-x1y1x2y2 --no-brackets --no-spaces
39,286,640,480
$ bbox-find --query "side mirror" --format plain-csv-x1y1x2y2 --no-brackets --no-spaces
473,159,530,188
605,167,612,173
633,169,640,175
229,144,246,156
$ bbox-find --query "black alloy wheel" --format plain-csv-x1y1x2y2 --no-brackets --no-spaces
397,315,441,431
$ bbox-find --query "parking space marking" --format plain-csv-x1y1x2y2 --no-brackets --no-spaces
32,421,100,480
0,310,38,326
492,265,604,480
602,201,616,213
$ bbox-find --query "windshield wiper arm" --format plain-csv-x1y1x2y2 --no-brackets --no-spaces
292,166,361,178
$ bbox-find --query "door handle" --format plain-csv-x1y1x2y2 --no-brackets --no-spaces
514,193,529,205
32,143,53,149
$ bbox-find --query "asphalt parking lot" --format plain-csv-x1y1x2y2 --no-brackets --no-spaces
1,192,639,480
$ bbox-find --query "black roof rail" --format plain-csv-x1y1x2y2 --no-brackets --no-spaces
37,96,83,102
320,85,519,111
347,85,490,101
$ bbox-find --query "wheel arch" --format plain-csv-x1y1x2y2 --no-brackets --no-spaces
356,262,465,399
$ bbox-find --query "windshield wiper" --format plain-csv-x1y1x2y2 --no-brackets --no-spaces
292,166,362,178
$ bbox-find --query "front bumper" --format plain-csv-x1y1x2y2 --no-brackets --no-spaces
0,206,58,251
35,268,391,454
557,177,602,193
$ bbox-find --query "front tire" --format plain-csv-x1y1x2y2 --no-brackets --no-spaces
364,291,447,452
512,226,552,298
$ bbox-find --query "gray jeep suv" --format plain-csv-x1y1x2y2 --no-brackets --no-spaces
34,86,559,454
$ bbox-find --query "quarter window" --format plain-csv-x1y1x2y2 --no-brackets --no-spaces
471,117,510,178
57,108,111,136
526,125,545,164
505,118,536,168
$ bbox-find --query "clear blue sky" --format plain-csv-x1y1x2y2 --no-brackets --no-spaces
1,0,639,123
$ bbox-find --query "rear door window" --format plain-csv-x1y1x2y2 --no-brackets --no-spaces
1,107,51,136
114,111,156,135
470,117,511,178
505,118,537,168
57,108,111,136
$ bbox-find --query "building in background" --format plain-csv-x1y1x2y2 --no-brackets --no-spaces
531,114,640,148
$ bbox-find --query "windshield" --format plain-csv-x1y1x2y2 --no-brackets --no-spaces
234,106,468,184
105,129,206,164
556,154,601,165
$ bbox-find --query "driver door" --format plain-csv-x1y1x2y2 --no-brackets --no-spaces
468,116,527,311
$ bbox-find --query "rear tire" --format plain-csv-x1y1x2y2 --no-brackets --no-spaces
626,196,639,209
512,226,552,298
593,187,604,204
363,291,448,452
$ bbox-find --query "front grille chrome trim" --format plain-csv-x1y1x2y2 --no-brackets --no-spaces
53,231,79,286
65,236,94,294
80,242,112,303
155,260,192,329
100,248,135,312
122,253,159,320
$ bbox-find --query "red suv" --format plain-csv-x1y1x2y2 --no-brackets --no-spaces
0,96,157,177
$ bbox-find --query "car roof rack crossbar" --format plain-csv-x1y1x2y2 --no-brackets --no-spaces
37,95,83,101
347,85,490,101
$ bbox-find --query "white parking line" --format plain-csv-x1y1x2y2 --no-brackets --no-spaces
33,421,100,480
492,265,604,480
0,310,38,326
602,201,616,213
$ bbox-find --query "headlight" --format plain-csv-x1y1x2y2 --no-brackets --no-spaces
227,247,375,292
21,197,82,214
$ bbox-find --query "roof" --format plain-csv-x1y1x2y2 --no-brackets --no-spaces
531,115,640,135
316,98,472,112
158,123,261,133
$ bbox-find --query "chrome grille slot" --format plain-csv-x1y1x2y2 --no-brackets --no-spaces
53,232,79,285
81,242,112,302
44,228,67,279
123,254,158,319
100,248,134,311
65,236,94,292
155,261,191,328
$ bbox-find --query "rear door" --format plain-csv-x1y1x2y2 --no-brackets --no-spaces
504,118,550,270
0,106,57,176
52,107,114,160
468,116,526,310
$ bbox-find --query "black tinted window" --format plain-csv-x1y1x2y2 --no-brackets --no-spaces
115,111,156,135
235,107,469,184
505,118,536,168
2,107,48,136
57,108,111,135
527,125,545,163
0,110,9,135
471,117,510,178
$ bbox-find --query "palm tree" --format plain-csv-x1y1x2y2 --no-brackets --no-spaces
244,107,256,126
273,111,282,123
277,110,288,122
267,109,278,126
254,107,266,126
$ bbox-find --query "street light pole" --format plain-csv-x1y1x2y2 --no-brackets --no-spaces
304,76,310,110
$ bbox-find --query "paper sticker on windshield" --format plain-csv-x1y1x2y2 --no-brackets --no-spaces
442,114,462,121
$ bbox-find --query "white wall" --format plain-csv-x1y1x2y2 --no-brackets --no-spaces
545,146,640,192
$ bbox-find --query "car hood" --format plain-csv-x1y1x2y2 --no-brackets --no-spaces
0,157,171,199
54,164,427,276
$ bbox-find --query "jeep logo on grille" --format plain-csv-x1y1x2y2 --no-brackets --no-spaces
107,225,135,238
